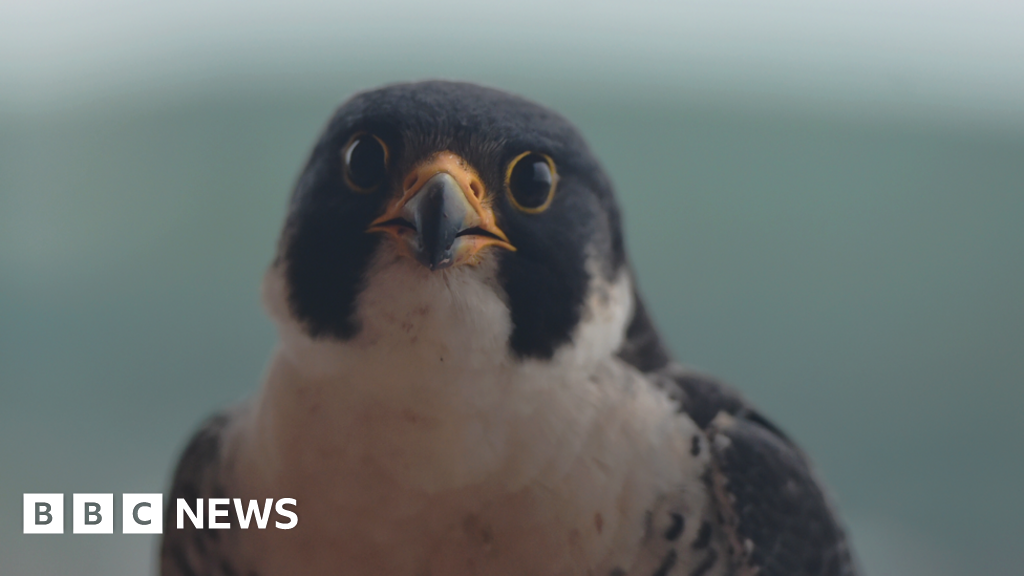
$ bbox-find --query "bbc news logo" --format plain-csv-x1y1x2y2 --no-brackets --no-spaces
23,494,297,534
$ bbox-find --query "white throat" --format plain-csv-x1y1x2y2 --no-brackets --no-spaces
233,245,702,575
257,243,637,491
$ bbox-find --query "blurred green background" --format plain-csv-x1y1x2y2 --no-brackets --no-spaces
1,2,1022,575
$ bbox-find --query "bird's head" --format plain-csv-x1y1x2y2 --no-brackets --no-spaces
265,81,663,368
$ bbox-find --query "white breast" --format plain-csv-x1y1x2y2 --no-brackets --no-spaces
221,246,713,576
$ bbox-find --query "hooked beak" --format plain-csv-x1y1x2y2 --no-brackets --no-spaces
367,151,515,270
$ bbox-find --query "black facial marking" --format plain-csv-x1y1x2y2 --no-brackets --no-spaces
279,81,630,357
499,232,589,358
651,549,678,576
282,150,387,339
664,513,685,541
690,435,702,457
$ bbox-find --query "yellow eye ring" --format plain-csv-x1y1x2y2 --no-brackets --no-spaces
504,151,558,213
342,132,389,193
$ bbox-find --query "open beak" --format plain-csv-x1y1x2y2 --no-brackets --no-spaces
367,151,515,270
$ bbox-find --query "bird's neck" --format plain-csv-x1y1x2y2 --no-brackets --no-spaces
226,260,703,575
250,251,630,483
251,254,638,492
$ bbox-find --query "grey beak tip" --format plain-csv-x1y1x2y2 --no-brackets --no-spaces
409,172,468,271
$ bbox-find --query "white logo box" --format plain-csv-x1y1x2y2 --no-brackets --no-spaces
23,493,163,534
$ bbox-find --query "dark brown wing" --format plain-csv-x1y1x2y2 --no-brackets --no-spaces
160,412,240,576
660,368,859,576
706,412,858,576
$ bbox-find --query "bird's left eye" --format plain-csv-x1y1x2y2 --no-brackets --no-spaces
505,152,557,213
342,133,389,192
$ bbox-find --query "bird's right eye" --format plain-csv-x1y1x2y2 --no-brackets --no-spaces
342,133,389,192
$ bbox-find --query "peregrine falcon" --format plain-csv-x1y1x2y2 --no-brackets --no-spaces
161,81,858,576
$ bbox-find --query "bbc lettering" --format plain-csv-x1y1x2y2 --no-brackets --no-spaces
24,494,161,534
23,494,297,534
23,494,64,534
72,493,116,534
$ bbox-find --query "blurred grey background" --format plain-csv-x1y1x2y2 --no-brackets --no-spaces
1,1,1022,574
